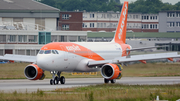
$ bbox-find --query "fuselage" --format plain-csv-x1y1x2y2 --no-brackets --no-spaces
36,42,131,72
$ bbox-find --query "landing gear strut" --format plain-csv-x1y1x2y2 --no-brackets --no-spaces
50,71,65,85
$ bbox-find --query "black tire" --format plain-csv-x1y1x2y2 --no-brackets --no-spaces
104,78,109,83
53,76,58,85
60,76,65,84
57,77,61,84
55,76,59,84
50,79,53,85
111,79,116,83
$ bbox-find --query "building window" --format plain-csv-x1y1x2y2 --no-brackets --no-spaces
147,24,149,29
133,15,135,19
136,15,138,19
155,24,157,29
147,16,149,20
144,24,146,29
90,23,94,28
62,25,69,30
101,23,103,28
83,23,87,28
28,35,37,42
83,14,87,18
170,22,174,27
18,35,27,42
8,35,16,42
167,12,175,18
130,15,132,18
90,14,94,18
144,16,146,19
97,23,100,28
167,22,175,27
104,23,106,28
62,14,69,19
177,22,180,27
177,13,180,17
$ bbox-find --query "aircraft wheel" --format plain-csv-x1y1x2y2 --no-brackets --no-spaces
60,76,65,84
104,78,109,83
55,76,59,84
50,79,53,85
53,77,58,85
111,79,116,83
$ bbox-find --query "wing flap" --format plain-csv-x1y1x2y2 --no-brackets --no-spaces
0,54,36,63
88,52,180,66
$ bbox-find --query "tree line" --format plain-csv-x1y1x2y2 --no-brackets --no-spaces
38,0,180,13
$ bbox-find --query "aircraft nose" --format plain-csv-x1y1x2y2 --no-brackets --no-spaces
36,54,51,71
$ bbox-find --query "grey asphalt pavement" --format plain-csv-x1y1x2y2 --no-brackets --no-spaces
0,77,180,93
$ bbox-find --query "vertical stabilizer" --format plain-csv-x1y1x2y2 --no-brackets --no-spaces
112,1,128,44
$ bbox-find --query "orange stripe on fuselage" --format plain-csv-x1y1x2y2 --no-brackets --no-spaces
41,42,104,61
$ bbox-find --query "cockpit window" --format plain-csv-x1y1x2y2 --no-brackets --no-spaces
52,50,56,54
39,50,44,54
55,50,59,54
39,50,59,54
44,50,51,54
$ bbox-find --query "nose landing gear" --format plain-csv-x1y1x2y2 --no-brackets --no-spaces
50,71,65,85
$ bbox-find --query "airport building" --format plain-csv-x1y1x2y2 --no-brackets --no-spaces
0,0,60,31
159,10,180,32
0,30,87,56
58,11,83,31
0,0,87,56
82,11,159,32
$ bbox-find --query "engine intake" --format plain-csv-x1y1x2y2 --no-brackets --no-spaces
24,64,45,80
101,63,121,80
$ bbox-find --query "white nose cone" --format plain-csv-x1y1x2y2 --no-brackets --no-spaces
36,54,51,71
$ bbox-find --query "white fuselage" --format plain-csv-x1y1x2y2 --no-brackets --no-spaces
36,42,125,72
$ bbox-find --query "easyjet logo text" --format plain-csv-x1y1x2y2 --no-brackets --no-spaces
66,45,81,52
118,4,127,39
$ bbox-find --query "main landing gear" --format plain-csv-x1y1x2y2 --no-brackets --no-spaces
50,71,65,85
104,78,116,84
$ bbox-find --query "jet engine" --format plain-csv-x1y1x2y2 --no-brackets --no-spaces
24,64,45,80
101,63,122,80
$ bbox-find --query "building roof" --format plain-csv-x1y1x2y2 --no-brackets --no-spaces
0,0,60,13
88,32,180,38
159,10,180,13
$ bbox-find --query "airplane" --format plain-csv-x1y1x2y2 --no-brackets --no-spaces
1,1,180,85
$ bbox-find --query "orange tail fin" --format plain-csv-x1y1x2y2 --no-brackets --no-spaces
112,1,128,44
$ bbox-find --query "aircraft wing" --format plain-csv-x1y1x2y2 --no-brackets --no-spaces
126,46,161,52
88,52,180,66
0,54,36,63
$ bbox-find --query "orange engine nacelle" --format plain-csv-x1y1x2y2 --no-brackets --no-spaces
101,63,122,80
24,64,45,80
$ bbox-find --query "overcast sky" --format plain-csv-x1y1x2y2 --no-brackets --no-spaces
120,0,178,5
